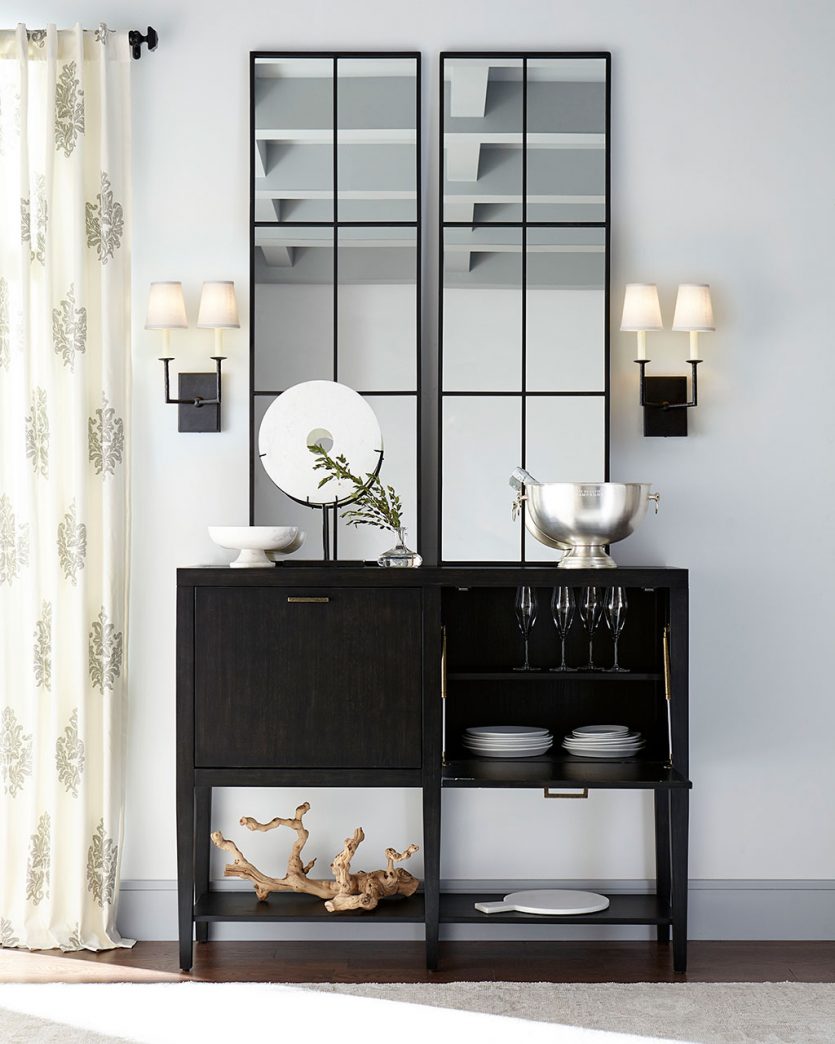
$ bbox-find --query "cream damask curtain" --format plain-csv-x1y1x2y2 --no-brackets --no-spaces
0,24,132,950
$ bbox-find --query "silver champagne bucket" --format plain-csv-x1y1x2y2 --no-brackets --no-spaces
510,469,660,568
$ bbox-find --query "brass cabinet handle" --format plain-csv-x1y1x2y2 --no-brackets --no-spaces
287,596,330,603
543,787,588,799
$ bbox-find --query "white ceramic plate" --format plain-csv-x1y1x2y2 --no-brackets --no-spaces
466,742,555,752
465,733,554,744
565,729,640,735
564,736,643,746
562,745,645,759
465,733,554,742
559,743,647,751
572,725,630,736
464,746,552,752
466,726,550,737
465,746,553,759
563,734,641,747
465,743,554,752
464,736,553,744
465,731,554,741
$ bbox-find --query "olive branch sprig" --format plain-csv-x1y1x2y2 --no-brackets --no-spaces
309,445,403,532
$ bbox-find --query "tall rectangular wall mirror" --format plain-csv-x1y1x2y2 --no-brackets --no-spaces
438,53,610,563
250,53,421,560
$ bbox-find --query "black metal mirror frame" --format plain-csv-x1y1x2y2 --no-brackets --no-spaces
437,51,611,564
248,51,422,560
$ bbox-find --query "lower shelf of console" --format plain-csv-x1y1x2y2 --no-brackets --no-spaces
193,890,669,927
194,891,426,923
440,892,671,926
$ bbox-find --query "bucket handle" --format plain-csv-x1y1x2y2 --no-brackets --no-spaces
511,490,527,522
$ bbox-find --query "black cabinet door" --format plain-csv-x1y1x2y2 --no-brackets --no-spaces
194,587,422,768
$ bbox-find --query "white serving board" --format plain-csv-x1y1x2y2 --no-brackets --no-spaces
474,889,610,916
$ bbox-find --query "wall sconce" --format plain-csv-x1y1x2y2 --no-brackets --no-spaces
620,283,714,437
145,280,239,433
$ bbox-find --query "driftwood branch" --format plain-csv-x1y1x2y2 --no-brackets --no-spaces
241,803,318,875
325,839,420,912
211,802,419,912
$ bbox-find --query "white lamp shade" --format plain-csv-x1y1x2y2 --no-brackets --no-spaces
672,284,714,331
145,282,188,330
197,281,240,329
620,284,663,331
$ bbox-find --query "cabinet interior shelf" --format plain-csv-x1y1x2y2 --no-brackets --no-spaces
448,671,662,682
440,892,671,926
442,757,691,789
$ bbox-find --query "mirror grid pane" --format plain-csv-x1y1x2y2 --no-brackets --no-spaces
440,53,610,563
251,54,420,560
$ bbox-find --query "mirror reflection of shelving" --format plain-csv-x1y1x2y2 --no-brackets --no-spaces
439,53,610,564
251,54,420,560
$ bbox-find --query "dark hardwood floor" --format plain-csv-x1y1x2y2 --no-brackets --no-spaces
1,941,833,984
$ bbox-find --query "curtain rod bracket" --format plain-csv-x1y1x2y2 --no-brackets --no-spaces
128,26,158,60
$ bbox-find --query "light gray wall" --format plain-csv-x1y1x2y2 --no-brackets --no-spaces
23,0,835,936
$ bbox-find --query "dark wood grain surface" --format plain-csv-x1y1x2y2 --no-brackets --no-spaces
1,941,831,984
178,566,689,589
194,586,422,768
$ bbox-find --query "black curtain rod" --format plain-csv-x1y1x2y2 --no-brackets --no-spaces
128,26,158,60
25,25,158,59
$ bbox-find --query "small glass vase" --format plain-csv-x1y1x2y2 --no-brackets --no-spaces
377,527,422,568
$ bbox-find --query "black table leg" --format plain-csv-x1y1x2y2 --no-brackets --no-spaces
423,783,441,971
176,777,194,971
654,789,672,943
194,786,212,944
671,788,690,973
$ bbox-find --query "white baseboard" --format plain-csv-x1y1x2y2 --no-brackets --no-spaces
116,879,835,942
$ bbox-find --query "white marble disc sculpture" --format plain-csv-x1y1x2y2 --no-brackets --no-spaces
258,380,383,504
474,890,610,916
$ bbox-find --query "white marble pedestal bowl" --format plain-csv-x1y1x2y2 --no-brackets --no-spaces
208,526,305,568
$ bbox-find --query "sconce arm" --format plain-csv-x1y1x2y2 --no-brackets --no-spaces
159,356,225,407
636,358,701,410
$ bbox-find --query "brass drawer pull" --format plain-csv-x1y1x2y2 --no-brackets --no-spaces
543,787,588,799
287,596,330,604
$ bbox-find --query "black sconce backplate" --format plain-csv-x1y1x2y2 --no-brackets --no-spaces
178,373,221,433
643,376,688,437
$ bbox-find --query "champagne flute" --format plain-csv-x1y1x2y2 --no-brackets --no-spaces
579,586,603,670
549,586,576,672
604,587,629,672
513,586,539,671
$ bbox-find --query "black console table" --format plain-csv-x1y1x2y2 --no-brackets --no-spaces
176,565,690,972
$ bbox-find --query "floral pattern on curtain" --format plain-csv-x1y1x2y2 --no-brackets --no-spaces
0,24,132,951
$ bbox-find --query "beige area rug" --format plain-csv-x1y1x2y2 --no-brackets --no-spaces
314,982,835,1042
0,981,833,1043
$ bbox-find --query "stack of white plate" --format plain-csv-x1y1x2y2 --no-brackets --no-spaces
562,724,644,759
463,725,553,759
